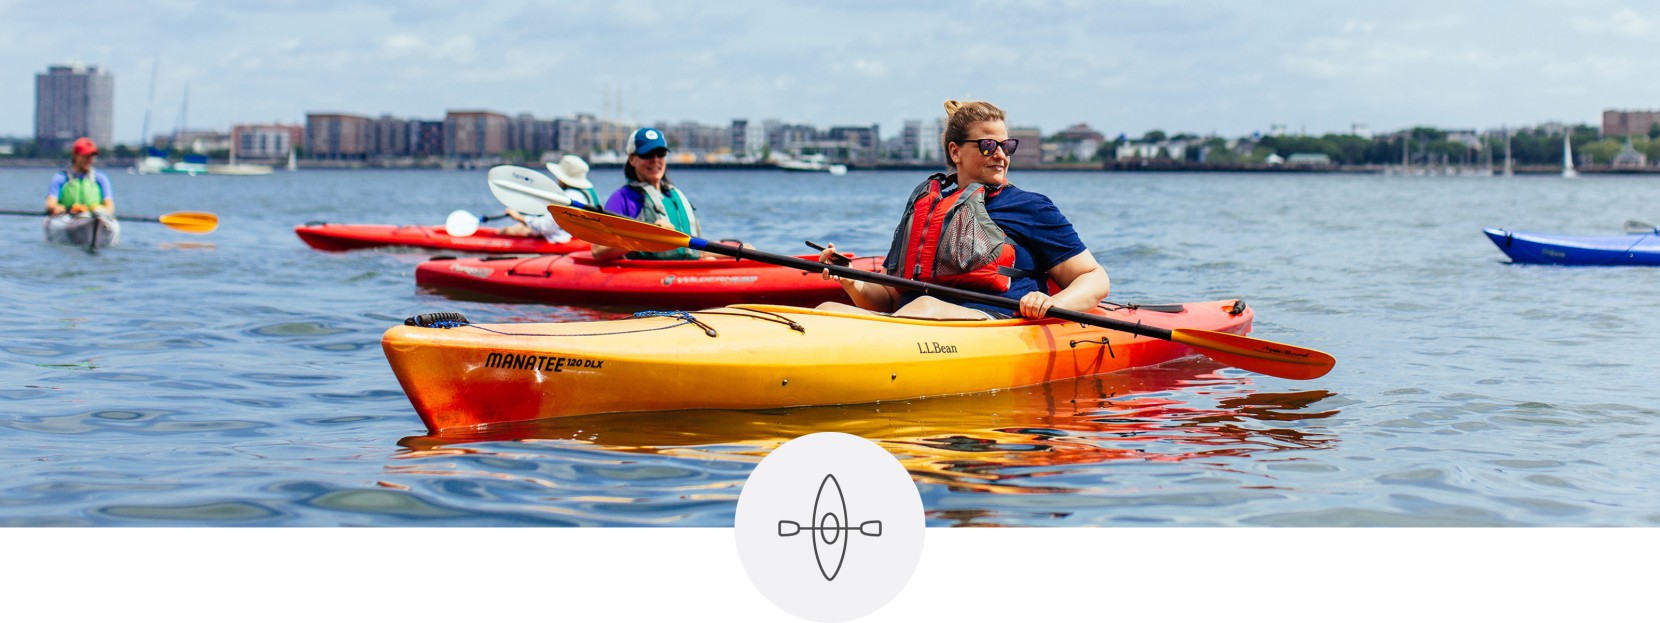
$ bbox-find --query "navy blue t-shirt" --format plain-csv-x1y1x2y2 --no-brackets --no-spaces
893,184,1089,316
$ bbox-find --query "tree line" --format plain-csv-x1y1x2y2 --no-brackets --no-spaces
1091,124,1660,167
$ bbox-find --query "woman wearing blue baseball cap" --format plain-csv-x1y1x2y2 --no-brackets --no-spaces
591,127,703,260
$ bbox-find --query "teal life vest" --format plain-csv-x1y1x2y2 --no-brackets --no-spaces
627,181,700,260
577,187,601,210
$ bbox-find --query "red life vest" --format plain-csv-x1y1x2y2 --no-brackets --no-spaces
884,173,1033,293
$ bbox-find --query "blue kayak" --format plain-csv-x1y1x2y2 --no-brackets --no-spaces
1483,228,1660,266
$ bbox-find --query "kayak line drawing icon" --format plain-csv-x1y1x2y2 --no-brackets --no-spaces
776,473,883,581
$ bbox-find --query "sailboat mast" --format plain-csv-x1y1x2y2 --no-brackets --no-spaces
171,81,190,150
140,57,159,147
1503,126,1513,177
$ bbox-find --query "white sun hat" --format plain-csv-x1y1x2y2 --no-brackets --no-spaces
547,154,595,190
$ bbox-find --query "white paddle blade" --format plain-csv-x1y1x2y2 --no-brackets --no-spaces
1624,219,1657,235
486,166,568,216
444,210,480,237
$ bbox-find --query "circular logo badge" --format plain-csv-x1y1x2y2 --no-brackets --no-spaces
735,432,924,622
661,275,676,286
644,130,659,140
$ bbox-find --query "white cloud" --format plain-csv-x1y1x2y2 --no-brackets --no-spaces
380,34,475,62
1342,20,1376,34
1573,8,1652,35
380,34,426,59
833,59,889,79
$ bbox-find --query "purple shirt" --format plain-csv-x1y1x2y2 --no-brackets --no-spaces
603,186,646,219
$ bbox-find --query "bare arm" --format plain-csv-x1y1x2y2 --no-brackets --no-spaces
818,243,901,312
1017,251,1110,318
589,244,628,261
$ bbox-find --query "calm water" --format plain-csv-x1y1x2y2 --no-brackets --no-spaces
3,166,1658,527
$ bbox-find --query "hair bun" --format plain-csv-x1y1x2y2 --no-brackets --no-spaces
943,99,962,116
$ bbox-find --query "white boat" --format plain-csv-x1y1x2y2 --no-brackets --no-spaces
165,154,209,176
1562,134,1578,179
44,212,120,249
207,163,273,176
210,145,273,175
776,153,844,173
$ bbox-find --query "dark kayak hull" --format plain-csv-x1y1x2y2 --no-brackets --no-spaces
1483,228,1660,266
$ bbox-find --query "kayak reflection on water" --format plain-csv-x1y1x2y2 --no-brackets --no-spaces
392,361,1340,506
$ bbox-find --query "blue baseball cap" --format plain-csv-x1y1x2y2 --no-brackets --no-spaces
631,127,669,156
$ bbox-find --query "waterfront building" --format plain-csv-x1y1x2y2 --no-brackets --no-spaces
511,113,557,157
1115,141,1187,161
35,63,114,153
306,113,373,160
730,119,764,160
827,124,880,164
1286,153,1333,167
1613,139,1648,168
918,118,943,163
232,123,303,161
1051,123,1106,162
1602,109,1660,138
900,120,923,162
411,120,445,158
1007,127,1043,169
371,115,411,157
168,129,231,153
445,110,510,160
771,123,819,157
652,120,728,160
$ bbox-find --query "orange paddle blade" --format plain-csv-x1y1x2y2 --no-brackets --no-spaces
547,204,687,252
1171,328,1335,380
157,211,219,234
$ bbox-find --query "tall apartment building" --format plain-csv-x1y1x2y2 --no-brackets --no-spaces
445,110,510,159
511,113,557,156
411,120,445,157
1602,109,1660,138
372,115,411,157
900,120,923,161
730,119,764,159
231,124,303,160
305,113,373,160
35,63,114,153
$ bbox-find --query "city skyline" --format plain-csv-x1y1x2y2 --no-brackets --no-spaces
4,1,1660,143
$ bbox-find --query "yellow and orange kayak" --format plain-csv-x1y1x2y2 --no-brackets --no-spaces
383,300,1253,432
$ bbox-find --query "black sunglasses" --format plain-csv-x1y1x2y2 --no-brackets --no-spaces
635,148,668,160
957,138,1018,157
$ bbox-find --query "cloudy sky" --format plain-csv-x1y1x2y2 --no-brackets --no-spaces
4,0,1657,143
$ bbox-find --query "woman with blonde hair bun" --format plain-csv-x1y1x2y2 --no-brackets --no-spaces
818,99,1110,320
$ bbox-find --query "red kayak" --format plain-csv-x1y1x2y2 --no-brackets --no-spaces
415,252,884,308
295,223,589,255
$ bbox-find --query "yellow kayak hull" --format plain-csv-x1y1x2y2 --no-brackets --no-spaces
383,301,1253,432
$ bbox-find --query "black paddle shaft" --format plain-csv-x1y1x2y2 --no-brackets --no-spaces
695,239,1176,341
0,209,161,223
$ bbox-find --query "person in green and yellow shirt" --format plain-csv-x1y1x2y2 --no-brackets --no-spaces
46,138,115,217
